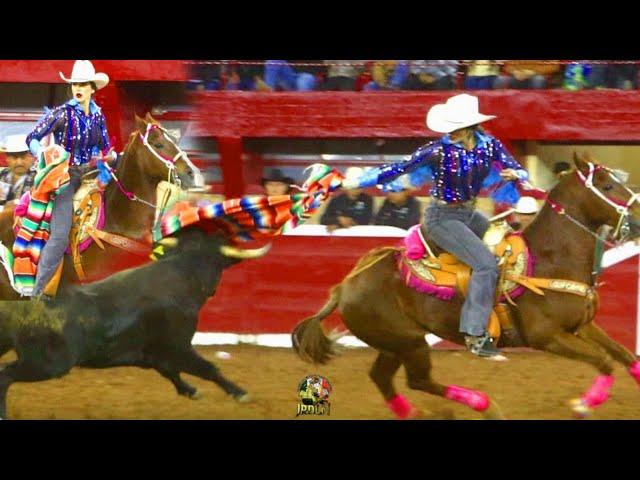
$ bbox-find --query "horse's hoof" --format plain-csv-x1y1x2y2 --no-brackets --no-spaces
188,390,204,400
569,398,592,419
235,393,252,403
482,400,506,420
404,408,422,420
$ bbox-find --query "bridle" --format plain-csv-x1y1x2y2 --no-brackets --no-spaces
545,162,640,246
102,123,204,210
138,123,202,188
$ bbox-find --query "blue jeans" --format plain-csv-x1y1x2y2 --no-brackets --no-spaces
225,78,256,91
423,204,498,336
362,62,411,91
495,74,547,89
464,75,497,90
264,60,316,91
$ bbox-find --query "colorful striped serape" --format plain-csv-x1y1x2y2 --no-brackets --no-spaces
12,145,71,295
153,164,344,244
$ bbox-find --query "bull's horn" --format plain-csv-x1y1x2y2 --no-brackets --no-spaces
219,243,272,259
158,237,179,248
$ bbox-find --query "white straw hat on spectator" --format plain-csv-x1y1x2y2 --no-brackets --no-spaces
0,134,30,153
426,94,496,134
59,60,109,90
514,196,539,215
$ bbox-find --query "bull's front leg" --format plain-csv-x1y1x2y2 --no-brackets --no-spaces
174,348,250,402
154,366,201,399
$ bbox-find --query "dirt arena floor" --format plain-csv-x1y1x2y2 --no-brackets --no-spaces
2,345,640,420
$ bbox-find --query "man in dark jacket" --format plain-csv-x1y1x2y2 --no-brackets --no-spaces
320,167,373,232
374,189,421,230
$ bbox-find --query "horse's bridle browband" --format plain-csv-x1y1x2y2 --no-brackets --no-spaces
138,123,201,187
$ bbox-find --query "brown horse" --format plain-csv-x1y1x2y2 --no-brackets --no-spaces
293,153,640,419
0,113,201,301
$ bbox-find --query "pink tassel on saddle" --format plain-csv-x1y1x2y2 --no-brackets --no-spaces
404,224,427,260
445,385,490,412
630,361,640,385
582,375,614,409
386,394,414,419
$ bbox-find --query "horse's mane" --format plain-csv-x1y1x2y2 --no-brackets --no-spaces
122,114,161,149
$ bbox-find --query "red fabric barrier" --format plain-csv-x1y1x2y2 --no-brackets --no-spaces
198,235,399,333
191,90,640,141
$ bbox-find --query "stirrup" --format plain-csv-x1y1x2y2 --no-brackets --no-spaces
464,333,507,361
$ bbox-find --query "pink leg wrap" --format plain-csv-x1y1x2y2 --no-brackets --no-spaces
445,385,490,412
629,361,640,385
582,375,614,409
386,395,414,419
404,225,426,260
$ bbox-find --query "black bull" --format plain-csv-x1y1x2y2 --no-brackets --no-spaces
0,228,270,419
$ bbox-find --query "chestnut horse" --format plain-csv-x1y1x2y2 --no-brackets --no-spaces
293,153,640,419
0,113,202,302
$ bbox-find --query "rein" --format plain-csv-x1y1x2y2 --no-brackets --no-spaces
105,123,198,210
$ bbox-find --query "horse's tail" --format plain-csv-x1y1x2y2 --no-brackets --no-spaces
292,284,342,365
291,246,400,364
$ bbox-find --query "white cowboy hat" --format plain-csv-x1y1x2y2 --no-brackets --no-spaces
59,60,109,90
426,94,496,134
0,134,30,153
514,196,539,215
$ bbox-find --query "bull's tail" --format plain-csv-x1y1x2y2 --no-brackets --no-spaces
292,284,342,364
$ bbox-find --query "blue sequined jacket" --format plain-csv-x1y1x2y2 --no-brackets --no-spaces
26,99,111,167
357,131,528,204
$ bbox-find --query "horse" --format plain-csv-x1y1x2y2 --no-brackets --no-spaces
292,152,640,419
0,113,202,302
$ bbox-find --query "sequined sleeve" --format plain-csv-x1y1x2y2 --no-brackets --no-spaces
26,106,67,148
97,113,111,155
357,141,440,189
492,138,528,180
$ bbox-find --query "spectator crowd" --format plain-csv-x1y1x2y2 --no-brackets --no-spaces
189,60,639,92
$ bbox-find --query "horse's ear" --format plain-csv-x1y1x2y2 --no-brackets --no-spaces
573,151,591,176
583,151,599,165
145,112,156,124
134,114,146,133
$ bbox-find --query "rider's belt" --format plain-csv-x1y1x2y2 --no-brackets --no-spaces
69,163,95,175
434,199,476,208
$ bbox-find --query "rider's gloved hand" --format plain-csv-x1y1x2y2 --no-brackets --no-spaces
29,139,43,161
96,159,111,191
101,147,117,165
